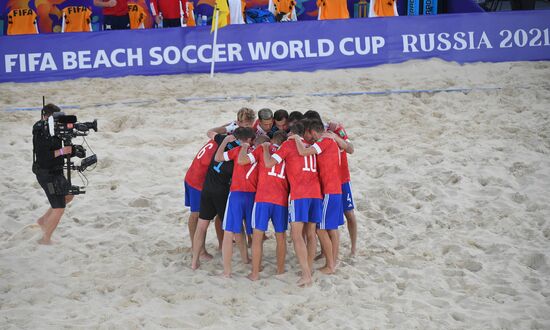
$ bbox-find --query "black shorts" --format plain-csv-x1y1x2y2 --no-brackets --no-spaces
199,189,229,221
103,14,130,30
36,174,67,209
163,18,181,28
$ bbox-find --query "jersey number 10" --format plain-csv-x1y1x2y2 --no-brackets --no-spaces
302,155,317,172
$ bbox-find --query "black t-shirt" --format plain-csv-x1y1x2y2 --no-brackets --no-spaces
201,134,240,194
32,120,63,174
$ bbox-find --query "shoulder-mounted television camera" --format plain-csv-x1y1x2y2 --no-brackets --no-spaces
46,112,98,195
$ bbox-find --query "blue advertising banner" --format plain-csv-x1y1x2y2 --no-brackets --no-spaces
1,10,549,83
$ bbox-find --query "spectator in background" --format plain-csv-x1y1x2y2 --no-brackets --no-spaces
6,7,39,35
368,0,398,17
228,0,246,24
128,3,148,29
150,0,188,27
317,0,349,20
268,0,297,21
61,6,93,32
94,0,130,30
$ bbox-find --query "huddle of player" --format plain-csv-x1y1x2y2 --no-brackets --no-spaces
184,107,357,286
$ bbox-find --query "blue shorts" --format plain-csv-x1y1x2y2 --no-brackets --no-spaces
223,191,255,234
342,182,355,212
319,194,344,230
252,202,288,233
289,198,322,224
184,181,201,213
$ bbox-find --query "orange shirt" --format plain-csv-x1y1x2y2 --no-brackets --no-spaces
62,6,92,32
7,8,39,35
317,0,349,20
128,3,147,29
369,0,398,16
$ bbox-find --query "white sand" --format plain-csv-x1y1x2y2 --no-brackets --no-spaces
0,59,549,329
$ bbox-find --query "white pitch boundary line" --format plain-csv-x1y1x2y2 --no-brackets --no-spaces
3,86,530,112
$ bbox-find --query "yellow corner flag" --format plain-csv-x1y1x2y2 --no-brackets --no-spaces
211,0,230,33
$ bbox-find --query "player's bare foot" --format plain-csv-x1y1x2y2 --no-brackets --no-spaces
276,269,285,275
319,266,335,275
199,251,213,261
247,273,259,281
297,276,312,287
243,257,251,264
191,259,200,270
222,272,232,278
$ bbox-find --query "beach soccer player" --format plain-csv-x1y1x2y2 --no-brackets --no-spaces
213,128,257,277
184,138,220,259
191,130,243,270
207,107,256,137
239,130,289,281
262,121,322,287
326,122,357,256
291,119,343,274
271,109,289,136
252,108,274,137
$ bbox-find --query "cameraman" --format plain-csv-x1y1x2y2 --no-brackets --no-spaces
33,104,74,245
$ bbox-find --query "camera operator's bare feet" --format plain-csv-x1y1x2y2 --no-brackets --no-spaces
37,218,47,233
319,266,335,275
191,259,200,270
37,237,52,245
247,272,259,281
297,276,312,287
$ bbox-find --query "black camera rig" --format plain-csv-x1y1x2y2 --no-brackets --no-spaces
48,112,98,195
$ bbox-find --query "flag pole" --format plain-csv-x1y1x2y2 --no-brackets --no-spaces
210,9,220,78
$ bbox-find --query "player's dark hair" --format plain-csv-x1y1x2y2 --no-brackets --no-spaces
288,111,303,123
308,120,325,133
273,109,289,121
41,103,61,117
255,134,270,145
303,110,322,122
233,127,255,141
289,121,305,137
272,130,288,145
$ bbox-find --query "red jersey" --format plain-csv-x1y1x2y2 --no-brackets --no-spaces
184,139,217,191
150,0,187,20
102,0,129,16
312,138,342,195
272,139,321,201
249,145,289,206
329,124,351,184
224,146,258,192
